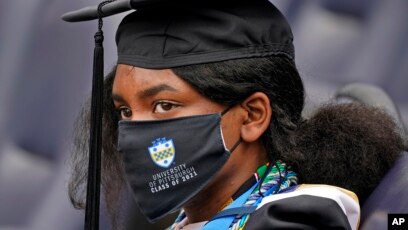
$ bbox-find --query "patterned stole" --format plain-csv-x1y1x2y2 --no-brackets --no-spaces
229,161,298,230
169,161,298,230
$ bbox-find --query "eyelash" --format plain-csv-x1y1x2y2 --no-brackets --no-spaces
153,101,180,114
117,107,132,120
115,101,180,120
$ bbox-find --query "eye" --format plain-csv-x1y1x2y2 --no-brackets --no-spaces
153,101,179,113
118,106,132,120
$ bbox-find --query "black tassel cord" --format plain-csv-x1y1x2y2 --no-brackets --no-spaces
84,1,115,230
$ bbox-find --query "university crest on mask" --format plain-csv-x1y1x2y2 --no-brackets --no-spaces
148,137,175,168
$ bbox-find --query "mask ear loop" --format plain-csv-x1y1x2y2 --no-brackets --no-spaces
221,104,242,154
228,138,242,153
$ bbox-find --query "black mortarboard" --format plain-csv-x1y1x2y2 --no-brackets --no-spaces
62,0,293,229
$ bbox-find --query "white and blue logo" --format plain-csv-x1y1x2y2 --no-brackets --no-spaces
148,137,175,168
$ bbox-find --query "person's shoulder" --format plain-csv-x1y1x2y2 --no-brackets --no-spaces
244,184,360,230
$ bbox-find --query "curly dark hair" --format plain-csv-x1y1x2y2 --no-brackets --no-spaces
293,103,403,203
69,56,404,228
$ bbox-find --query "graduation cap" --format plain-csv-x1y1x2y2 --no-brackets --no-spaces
62,0,294,229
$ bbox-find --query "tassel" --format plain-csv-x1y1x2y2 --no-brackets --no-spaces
84,1,114,230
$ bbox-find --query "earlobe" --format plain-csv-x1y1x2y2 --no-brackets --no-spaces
240,92,272,142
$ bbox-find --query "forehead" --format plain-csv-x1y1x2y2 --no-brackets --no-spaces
112,64,196,96
114,64,178,83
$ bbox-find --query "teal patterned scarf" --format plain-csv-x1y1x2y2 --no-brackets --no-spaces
229,161,298,230
170,161,298,230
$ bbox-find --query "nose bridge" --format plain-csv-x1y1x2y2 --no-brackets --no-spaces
130,109,154,121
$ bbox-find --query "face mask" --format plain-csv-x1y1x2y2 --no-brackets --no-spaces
117,111,240,222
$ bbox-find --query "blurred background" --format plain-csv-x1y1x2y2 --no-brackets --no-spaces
0,0,406,229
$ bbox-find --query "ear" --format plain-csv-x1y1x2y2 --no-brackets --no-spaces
240,92,272,142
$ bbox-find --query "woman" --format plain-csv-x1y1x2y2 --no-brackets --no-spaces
66,0,403,229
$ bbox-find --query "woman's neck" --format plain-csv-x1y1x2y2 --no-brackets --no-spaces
182,143,268,223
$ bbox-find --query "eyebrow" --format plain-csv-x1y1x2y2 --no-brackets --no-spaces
112,84,179,103
112,93,125,103
138,84,178,98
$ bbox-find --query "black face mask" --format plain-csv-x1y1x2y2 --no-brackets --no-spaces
117,112,241,222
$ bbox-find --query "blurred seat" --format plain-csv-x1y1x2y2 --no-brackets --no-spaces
288,0,373,82
334,83,408,149
361,152,408,230
284,0,408,128
0,141,53,227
